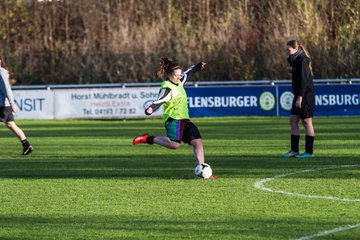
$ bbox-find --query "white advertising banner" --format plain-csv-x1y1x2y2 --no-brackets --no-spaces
54,87,162,119
13,90,54,119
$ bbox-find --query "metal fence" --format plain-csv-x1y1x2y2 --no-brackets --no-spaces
11,78,360,90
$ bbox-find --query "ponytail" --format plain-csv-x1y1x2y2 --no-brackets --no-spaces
299,44,313,74
157,57,180,78
158,58,170,78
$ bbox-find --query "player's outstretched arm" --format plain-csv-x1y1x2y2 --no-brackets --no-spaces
181,62,206,84
145,87,172,115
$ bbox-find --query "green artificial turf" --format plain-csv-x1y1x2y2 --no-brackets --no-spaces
0,117,359,239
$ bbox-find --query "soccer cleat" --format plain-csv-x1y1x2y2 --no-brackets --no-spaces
133,134,149,145
210,175,218,179
281,150,299,158
23,145,33,155
295,152,314,158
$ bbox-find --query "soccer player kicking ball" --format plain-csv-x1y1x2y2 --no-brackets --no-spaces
133,58,215,178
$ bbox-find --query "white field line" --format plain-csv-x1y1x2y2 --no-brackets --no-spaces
253,165,360,202
253,165,360,239
296,223,360,240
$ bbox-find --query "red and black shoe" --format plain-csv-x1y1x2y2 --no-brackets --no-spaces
133,134,149,145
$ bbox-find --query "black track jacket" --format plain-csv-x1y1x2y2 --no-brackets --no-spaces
287,51,314,97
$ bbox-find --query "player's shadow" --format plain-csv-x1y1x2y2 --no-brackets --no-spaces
1,118,359,179
0,153,359,179
0,214,358,240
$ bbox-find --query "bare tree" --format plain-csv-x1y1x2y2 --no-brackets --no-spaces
0,0,359,85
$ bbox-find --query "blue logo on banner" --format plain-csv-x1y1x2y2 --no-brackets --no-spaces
259,91,275,111
279,91,294,111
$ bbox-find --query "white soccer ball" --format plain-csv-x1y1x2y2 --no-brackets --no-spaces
195,163,212,179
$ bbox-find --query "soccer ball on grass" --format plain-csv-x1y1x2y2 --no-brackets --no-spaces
195,163,212,179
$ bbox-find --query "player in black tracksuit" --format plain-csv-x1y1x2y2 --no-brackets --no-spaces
282,40,315,158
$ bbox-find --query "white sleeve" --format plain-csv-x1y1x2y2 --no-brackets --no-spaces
0,68,14,105
153,88,172,104
180,65,195,84
146,87,172,114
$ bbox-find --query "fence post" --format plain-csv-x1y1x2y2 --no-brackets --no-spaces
276,85,279,117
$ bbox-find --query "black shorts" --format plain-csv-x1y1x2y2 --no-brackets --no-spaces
290,92,315,119
0,106,15,123
165,118,202,144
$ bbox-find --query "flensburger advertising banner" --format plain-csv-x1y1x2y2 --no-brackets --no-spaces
13,90,54,119
11,84,360,119
54,87,161,119
186,86,277,117
278,84,360,116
